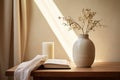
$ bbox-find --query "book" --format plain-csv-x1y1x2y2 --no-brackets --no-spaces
40,59,71,69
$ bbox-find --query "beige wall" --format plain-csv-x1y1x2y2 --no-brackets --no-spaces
25,0,120,62
25,0,68,60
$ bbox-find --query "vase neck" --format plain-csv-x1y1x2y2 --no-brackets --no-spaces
78,34,89,39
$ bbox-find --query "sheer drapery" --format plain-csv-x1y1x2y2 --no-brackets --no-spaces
0,0,28,80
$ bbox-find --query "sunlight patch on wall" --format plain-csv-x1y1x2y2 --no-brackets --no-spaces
34,0,77,61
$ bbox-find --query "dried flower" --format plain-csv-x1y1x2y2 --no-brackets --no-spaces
59,8,104,34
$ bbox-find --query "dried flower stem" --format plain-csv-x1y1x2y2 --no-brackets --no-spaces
59,8,103,34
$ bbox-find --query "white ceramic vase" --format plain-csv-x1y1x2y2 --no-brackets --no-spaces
73,34,95,67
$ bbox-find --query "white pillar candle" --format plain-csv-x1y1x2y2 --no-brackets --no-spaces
42,42,54,59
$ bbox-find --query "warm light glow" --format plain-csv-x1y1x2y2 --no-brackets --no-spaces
34,0,77,61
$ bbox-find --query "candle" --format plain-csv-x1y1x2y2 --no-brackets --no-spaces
42,42,54,59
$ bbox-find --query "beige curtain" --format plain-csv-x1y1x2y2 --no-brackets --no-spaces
0,0,13,80
14,0,28,65
0,0,28,80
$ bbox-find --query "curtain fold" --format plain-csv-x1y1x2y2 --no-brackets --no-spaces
0,0,28,80
14,0,28,65
0,0,13,80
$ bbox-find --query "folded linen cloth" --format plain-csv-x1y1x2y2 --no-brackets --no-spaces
14,55,47,80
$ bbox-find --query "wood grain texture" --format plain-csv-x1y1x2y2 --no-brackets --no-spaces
6,62,120,80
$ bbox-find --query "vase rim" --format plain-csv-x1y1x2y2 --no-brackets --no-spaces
79,34,88,35
78,34,89,38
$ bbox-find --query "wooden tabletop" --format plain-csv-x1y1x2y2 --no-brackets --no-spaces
6,62,120,77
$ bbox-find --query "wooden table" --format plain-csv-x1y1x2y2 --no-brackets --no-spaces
6,62,120,80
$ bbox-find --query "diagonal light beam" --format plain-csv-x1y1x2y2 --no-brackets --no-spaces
34,0,77,61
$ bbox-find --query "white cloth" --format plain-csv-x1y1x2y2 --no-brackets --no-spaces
14,55,47,80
